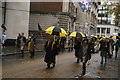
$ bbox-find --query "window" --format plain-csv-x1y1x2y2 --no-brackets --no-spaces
101,28,106,33
97,28,100,33
102,20,107,24
98,20,101,24
108,14,111,18
98,13,104,17
107,20,111,24
107,28,110,33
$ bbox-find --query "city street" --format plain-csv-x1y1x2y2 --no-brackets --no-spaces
2,50,119,78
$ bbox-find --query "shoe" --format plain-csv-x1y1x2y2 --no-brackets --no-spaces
100,62,103,64
51,64,55,68
82,70,85,76
77,59,79,63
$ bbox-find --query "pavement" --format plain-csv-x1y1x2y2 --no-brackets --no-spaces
1,45,43,56
1,49,120,79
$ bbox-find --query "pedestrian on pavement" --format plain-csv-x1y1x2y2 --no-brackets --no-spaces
106,38,112,58
60,37,66,52
16,33,22,48
68,38,74,52
90,38,95,53
74,37,83,63
114,39,120,59
109,39,114,56
82,39,92,75
44,35,58,69
99,38,108,64
1,33,7,48
28,37,35,58
20,33,26,58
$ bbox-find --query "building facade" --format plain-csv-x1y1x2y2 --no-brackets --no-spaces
74,2,99,36
0,2,30,45
97,1,120,37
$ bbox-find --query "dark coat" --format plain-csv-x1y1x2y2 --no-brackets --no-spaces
83,42,92,63
100,40,108,57
74,41,83,59
44,40,58,64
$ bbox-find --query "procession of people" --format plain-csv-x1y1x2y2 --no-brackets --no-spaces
2,25,120,76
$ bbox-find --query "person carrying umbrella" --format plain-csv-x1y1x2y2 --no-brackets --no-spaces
74,37,83,63
99,38,108,64
69,32,85,63
114,39,120,59
44,26,67,69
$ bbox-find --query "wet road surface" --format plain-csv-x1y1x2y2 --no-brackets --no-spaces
2,50,119,78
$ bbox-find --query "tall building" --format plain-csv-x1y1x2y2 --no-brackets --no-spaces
97,1,120,37
74,2,99,36
0,2,30,45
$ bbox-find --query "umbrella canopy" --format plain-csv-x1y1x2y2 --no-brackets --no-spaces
111,35,119,39
91,36,99,38
45,26,67,37
69,32,86,38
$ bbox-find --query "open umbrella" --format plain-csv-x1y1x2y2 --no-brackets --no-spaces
111,35,119,39
45,26,67,37
91,36,99,38
69,32,86,38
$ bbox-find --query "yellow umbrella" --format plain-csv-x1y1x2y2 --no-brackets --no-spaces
91,36,99,38
69,32,86,38
45,26,67,37
111,35,119,39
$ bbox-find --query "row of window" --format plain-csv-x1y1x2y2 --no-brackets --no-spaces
98,20,111,24
97,28,110,33
98,7,112,11
98,13,111,18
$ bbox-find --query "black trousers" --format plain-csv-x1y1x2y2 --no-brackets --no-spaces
21,50,24,57
101,56,107,63
82,62,86,75
115,48,119,58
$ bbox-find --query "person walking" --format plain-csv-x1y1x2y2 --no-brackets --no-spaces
114,39,120,59
99,38,108,64
16,33,21,48
82,39,92,75
44,35,58,69
74,37,83,63
1,33,7,48
20,33,26,58
68,38,74,52
28,37,35,58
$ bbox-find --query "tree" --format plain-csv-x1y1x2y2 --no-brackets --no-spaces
102,2,120,26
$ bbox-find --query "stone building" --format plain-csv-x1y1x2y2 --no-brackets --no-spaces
97,1,120,37
73,2,99,36
0,2,30,45
29,2,76,35
0,1,99,45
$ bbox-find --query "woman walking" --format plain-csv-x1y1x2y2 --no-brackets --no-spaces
28,37,35,58
74,37,83,63
44,35,58,69
99,38,108,64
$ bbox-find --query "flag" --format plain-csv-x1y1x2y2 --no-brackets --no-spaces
88,1,91,10
79,0,91,12
38,23,42,31
79,2,86,12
